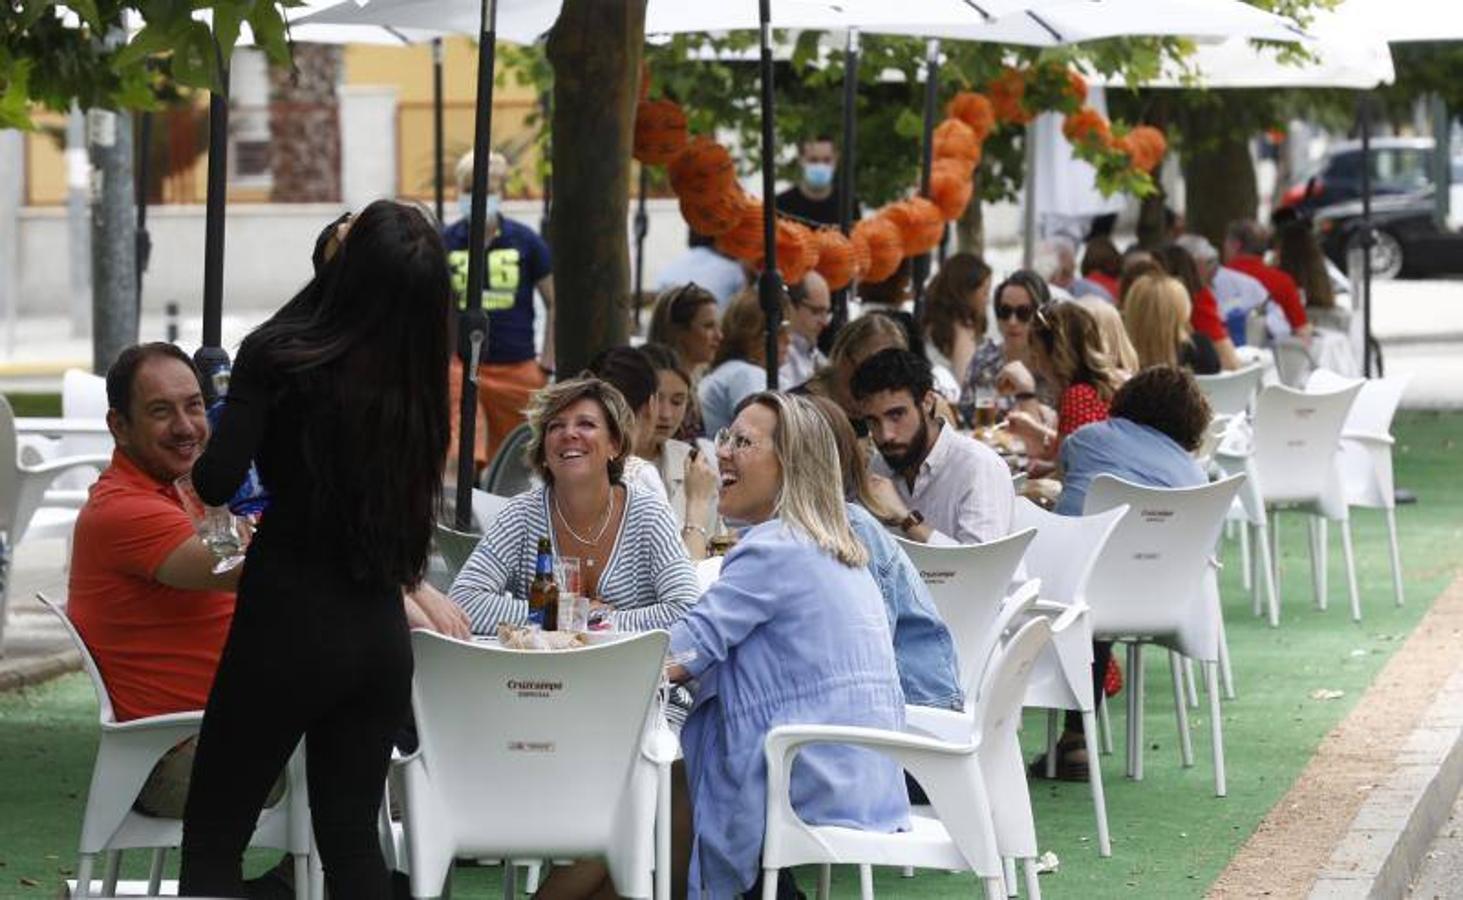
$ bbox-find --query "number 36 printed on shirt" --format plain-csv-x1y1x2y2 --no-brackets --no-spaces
448,247,522,311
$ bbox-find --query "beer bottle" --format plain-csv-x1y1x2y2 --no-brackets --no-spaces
528,536,559,630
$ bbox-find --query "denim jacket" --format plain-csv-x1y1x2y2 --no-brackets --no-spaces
847,503,965,711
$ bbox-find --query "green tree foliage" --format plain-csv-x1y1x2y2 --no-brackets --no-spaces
0,0,296,130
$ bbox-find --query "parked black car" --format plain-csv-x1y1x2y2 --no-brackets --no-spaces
1276,137,1451,219
1313,188,1463,280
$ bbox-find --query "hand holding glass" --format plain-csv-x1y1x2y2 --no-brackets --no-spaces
175,473,247,573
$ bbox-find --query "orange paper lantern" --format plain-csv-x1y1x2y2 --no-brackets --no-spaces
882,198,944,256
1062,107,1111,149
680,187,747,237
1128,125,1167,172
669,137,736,201
847,228,873,282
714,201,766,261
852,216,905,283
634,99,689,165
946,91,995,142
813,229,857,291
929,166,975,222
1065,70,1088,106
932,118,982,166
988,66,1031,125
774,219,816,284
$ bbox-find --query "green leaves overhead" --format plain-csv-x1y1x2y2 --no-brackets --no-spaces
0,1,297,129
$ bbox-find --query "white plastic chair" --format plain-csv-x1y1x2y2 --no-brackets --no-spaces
1081,474,1246,798
1211,415,1282,628
56,368,112,491
758,618,1054,900
0,398,111,655
1307,369,1412,608
1251,381,1365,621
471,488,512,532
394,630,672,900
37,593,312,899
480,424,536,497
695,555,722,592
1194,363,1264,417
1010,499,1129,856
433,523,482,582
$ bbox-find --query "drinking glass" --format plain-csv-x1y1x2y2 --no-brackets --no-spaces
556,557,589,632
175,473,247,573
973,384,998,429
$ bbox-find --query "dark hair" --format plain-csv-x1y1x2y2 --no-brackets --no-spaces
106,342,202,419
586,346,658,413
245,200,451,589
1080,236,1122,278
1274,220,1334,309
648,283,718,352
799,134,837,153
849,347,934,404
993,269,1052,309
922,253,992,355
1110,365,1211,451
857,258,912,308
1226,219,1268,256
714,288,789,367
639,342,691,390
1118,257,1167,308
1155,243,1204,300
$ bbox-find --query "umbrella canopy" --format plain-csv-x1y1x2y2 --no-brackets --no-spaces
868,0,1306,45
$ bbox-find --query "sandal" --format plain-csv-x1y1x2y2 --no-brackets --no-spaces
1027,738,1090,782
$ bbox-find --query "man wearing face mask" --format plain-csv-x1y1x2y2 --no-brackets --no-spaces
774,135,858,226
851,348,1014,546
443,151,557,468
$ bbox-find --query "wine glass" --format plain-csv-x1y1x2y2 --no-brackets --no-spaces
175,473,247,573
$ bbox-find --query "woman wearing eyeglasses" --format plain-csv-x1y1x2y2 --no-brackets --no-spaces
1007,302,1124,470
667,392,909,899
961,269,1053,416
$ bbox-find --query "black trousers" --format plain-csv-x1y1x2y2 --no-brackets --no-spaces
180,542,412,899
1064,641,1113,733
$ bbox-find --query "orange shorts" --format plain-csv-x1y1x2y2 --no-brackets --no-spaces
448,357,548,475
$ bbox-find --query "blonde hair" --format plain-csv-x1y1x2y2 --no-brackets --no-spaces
739,392,868,568
454,151,508,192
1032,302,1123,402
1077,297,1140,375
1122,275,1192,370
523,377,636,484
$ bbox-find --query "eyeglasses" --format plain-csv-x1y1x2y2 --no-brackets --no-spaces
714,428,765,455
994,302,1035,323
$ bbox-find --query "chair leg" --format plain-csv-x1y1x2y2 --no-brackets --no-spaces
657,759,672,900
501,862,518,900
983,876,1007,900
75,853,95,899
1002,857,1018,897
146,847,167,896
1255,519,1280,627
524,862,542,894
1080,710,1112,857
1270,509,1282,599
1216,606,1236,701
1340,518,1361,623
901,866,914,878
1184,656,1199,709
102,850,122,897
1098,701,1114,755
1023,857,1042,900
762,868,782,900
1044,709,1059,779
1204,661,1227,797
0,535,12,659
1239,520,1254,601
309,848,324,900
1386,507,1405,607
817,864,831,900
1127,643,1145,781
1169,651,1194,768
292,852,309,900
859,864,874,900
1313,517,1330,611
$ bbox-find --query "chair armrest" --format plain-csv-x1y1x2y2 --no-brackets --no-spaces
100,709,204,733
1341,431,1395,447
1008,578,1041,606
905,704,972,744
766,724,975,774
22,453,113,477
41,489,90,509
642,724,680,766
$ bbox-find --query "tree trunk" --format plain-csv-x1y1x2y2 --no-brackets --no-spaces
89,104,139,374
956,168,986,254
546,0,646,375
268,43,342,203
1135,185,1167,249
1183,130,1257,252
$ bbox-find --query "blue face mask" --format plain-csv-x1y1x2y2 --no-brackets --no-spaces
802,161,835,190
457,193,503,221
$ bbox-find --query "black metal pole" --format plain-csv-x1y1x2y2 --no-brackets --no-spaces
201,81,229,351
757,0,783,389
1360,94,1374,378
433,37,446,225
825,27,859,351
634,165,649,331
134,111,152,306
539,90,552,239
454,0,499,529
911,38,939,322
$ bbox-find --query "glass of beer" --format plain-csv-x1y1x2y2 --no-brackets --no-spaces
556,557,588,631
973,384,998,429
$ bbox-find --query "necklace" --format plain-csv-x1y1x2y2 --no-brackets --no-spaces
552,486,615,548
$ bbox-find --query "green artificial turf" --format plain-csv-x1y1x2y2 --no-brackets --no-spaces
1,411,1458,898
3,393,63,418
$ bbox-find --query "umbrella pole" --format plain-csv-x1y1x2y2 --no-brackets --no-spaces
1360,93,1374,377
634,165,648,331
135,111,152,306
433,37,446,225
1022,121,1036,269
196,46,232,399
454,0,500,530
828,27,859,348
911,38,939,322
757,0,783,390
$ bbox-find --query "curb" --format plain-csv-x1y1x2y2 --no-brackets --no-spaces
1308,665,1463,899
0,648,82,693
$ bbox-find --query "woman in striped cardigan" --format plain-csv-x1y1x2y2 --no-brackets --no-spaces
449,377,700,634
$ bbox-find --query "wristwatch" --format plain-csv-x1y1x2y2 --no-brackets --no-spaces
898,509,924,534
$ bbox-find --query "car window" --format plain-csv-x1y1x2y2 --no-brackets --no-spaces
1372,148,1431,191
1325,151,1361,180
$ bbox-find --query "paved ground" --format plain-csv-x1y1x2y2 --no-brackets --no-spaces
1409,782,1463,898
0,539,78,690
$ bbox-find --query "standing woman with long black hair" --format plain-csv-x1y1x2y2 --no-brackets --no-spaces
180,200,451,898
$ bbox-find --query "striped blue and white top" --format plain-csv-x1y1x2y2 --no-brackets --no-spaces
449,482,701,634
